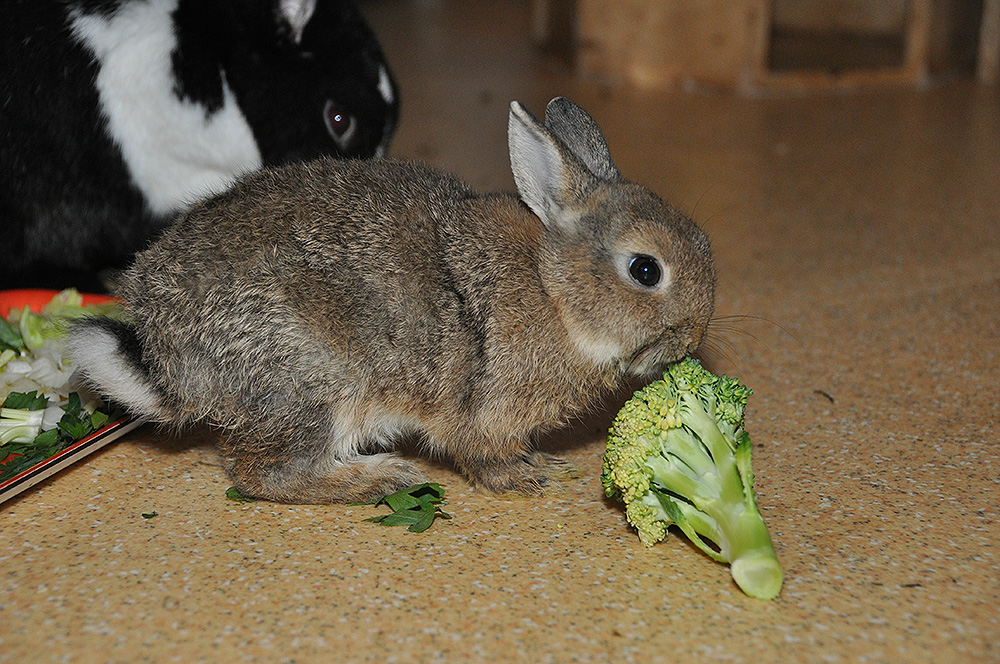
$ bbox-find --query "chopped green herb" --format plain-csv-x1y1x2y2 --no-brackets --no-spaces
360,482,452,533
2,390,49,411
141,511,158,519
0,391,116,482
0,317,24,353
0,290,125,488
225,486,257,503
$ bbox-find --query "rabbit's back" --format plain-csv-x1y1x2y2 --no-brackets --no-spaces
122,158,479,298
116,159,509,427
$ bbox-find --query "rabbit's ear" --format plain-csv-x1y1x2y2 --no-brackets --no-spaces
279,0,317,44
509,101,596,231
543,97,620,182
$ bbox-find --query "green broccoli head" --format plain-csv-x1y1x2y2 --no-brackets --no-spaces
601,357,783,600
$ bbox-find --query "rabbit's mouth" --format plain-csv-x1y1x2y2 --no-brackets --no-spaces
624,339,684,377
624,328,701,377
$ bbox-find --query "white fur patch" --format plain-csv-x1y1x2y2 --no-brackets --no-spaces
564,321,622,367
279,0,316,44
377,65,394,104
326,405,420,459
66,326,164,419
366,412,420,448
69,0,263,215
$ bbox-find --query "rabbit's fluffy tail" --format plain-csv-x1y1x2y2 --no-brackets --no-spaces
66,317,174,422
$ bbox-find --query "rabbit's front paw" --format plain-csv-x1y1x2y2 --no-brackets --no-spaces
524,451,581,480
462,453,577,496
472,461,547,496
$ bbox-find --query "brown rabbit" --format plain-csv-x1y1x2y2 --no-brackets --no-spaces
67,97,716,504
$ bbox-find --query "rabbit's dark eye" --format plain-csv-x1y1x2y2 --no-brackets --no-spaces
324,100,358,150
628,255,662,288
326,109,353,136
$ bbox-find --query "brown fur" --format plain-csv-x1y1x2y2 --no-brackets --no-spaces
68,98,716,503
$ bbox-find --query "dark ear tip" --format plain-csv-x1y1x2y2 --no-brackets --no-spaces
544,97,571,119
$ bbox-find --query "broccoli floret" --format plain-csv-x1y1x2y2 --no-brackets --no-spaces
602,357,783,600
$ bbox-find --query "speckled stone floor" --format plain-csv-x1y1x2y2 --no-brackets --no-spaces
2,1,998,662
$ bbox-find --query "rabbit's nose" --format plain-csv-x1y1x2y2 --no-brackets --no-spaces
679,319,710,355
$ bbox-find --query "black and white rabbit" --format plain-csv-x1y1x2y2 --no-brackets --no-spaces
68,97,716,504
1,0,399,291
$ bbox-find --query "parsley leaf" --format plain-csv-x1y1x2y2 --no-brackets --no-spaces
0,391,115,482
225,486,257,503
2,391,48,410
361,483,452,533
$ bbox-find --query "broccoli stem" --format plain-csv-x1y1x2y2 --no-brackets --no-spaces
678,391,733,459
661,426,718,480
687,466,782,599
659,482,782,599
646,453,716,503
647,400,783,599
714,502,783,600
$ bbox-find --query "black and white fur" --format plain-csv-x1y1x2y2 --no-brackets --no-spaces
1,0,399,291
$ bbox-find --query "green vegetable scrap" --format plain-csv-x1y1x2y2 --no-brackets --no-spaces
0,391,111,482
0,317,24,354
225,486,257,503
5,288,119,352
1,289,124,483
601,357,784,600
360,482,452,533
40,288,119,319
1,391,49,411
0,391,48,445
0,403,44,445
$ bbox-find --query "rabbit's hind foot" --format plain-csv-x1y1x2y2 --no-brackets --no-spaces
223,451,426,505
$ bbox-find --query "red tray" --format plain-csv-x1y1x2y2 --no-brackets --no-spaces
0,288,116,317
